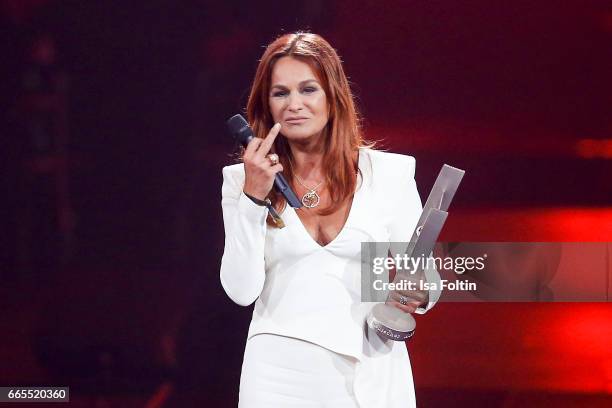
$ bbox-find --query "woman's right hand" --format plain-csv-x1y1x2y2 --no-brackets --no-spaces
242,123,283,201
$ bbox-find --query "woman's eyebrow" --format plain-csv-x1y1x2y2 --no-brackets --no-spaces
299,79,319,86
270,79,319,90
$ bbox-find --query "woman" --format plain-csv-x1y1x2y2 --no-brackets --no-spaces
220,32,440,407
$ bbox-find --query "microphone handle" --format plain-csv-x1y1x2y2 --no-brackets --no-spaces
274,174,303,208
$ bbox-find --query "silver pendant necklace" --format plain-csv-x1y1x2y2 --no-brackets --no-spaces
294,174,325,208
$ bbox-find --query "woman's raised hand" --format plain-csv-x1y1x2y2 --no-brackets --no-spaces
243,123,283,201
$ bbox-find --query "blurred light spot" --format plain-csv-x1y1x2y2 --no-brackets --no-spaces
575,139,612,159
600,12,612,33
443,207,612,241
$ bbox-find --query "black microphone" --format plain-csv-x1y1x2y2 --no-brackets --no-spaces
226,114,303,208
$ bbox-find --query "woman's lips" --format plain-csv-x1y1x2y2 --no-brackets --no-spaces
285,118,308,124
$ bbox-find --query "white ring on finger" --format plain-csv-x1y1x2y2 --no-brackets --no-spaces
267,153,279,166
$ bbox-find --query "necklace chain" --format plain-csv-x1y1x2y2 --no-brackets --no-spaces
288,159,360,209
289,160,325,208
294,173,325,192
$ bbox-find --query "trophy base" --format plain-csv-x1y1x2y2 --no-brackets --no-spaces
366,303,416,341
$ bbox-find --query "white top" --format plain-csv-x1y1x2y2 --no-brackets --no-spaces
220,148,441,408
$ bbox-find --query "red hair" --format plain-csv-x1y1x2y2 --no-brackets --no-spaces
246,32,372,226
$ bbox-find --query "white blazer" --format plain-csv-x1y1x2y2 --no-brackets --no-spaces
220,148,441,408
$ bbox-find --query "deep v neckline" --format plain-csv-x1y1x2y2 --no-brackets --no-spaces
289,149,365,249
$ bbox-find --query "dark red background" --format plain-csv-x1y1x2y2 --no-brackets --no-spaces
0,1,610,406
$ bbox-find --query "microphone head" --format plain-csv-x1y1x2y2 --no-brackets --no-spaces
226,114,253,147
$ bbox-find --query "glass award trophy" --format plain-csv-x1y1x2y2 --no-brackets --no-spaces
366,164,465,341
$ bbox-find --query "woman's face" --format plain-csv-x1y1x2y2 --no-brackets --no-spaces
269,56,329,143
